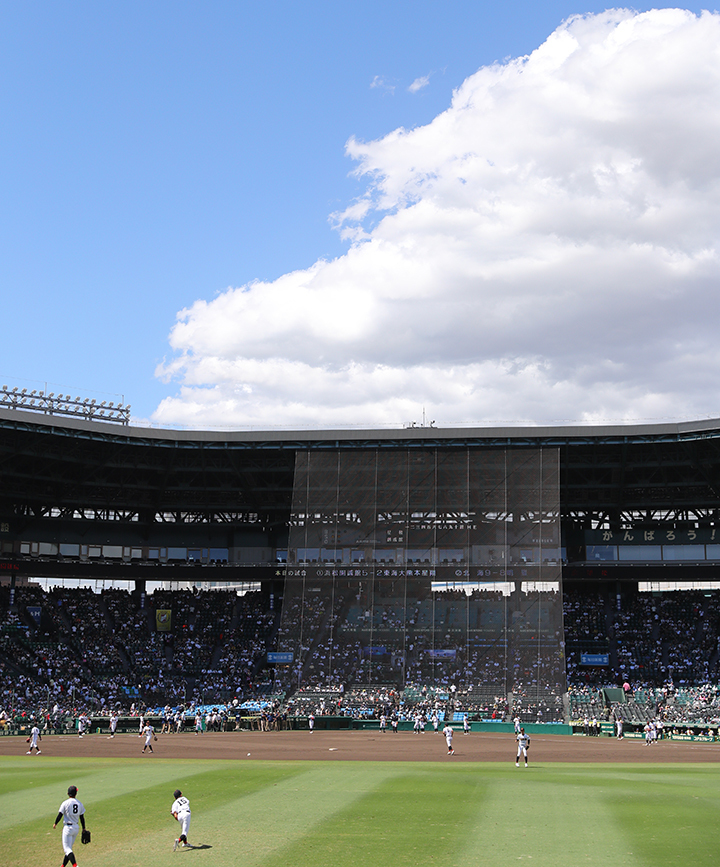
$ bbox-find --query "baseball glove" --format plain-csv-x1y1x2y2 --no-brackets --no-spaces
25,737,30,743
81,829,91,845
154,736,158,741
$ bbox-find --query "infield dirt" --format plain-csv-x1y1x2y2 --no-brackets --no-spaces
1,729,718,763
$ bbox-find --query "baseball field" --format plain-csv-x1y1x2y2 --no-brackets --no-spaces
1,730,718,867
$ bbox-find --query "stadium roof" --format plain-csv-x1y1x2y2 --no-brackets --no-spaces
2,405,720,447
3,407,720,583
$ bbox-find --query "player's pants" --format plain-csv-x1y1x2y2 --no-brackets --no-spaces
517,747,527,759
178,812,191,840
62,825,80,855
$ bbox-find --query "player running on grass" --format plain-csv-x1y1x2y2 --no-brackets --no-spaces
171,788,192,850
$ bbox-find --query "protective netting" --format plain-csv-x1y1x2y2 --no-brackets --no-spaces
276,448,564,703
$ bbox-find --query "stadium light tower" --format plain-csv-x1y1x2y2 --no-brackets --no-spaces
0,386,130,425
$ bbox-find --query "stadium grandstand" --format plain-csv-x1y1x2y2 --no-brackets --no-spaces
3,405,720,735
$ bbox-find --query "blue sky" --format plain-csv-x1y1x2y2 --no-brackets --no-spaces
1,3,718,428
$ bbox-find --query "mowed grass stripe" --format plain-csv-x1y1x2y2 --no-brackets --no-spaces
255,766,487,867
181,764,401,867
455,768,643,867
0,757,95,813
606,766,720,866
0,759,306,866
0,757,217,827
96,763,399,867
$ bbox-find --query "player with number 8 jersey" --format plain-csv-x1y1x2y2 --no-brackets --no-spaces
53,785,86,867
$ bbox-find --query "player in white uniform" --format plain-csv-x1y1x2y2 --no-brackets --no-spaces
308,713,315,732
53,784,86,867
516,728,530,767
195,713,203,735
443,723,455,755
109,712,118,737
463,713,470,734
171,788,192,850
141,722,155,753
27,724,41,754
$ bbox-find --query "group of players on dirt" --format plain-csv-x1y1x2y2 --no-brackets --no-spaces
27,707,532,765
66,706,217,746
308,709,531,764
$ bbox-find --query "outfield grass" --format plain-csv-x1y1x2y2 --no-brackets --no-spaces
1,757,718,867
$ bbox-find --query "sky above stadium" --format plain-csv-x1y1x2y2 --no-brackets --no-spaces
2,2,720,430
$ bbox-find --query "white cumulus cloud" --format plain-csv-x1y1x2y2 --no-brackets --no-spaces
155,8,720,430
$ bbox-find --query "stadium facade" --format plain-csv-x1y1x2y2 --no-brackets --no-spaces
2,407,720,696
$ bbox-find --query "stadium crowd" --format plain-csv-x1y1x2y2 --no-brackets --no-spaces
3,583,720,733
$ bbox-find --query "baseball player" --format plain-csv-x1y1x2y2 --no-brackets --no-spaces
463,713,470,734
53,785,86,867
171,788,191,850
443,723,455,755
109,711,118,738
516,727,530,767
77,714,88,738
27,724,41,754
141,722,155,753
195,712,203,735
308,713,315,733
